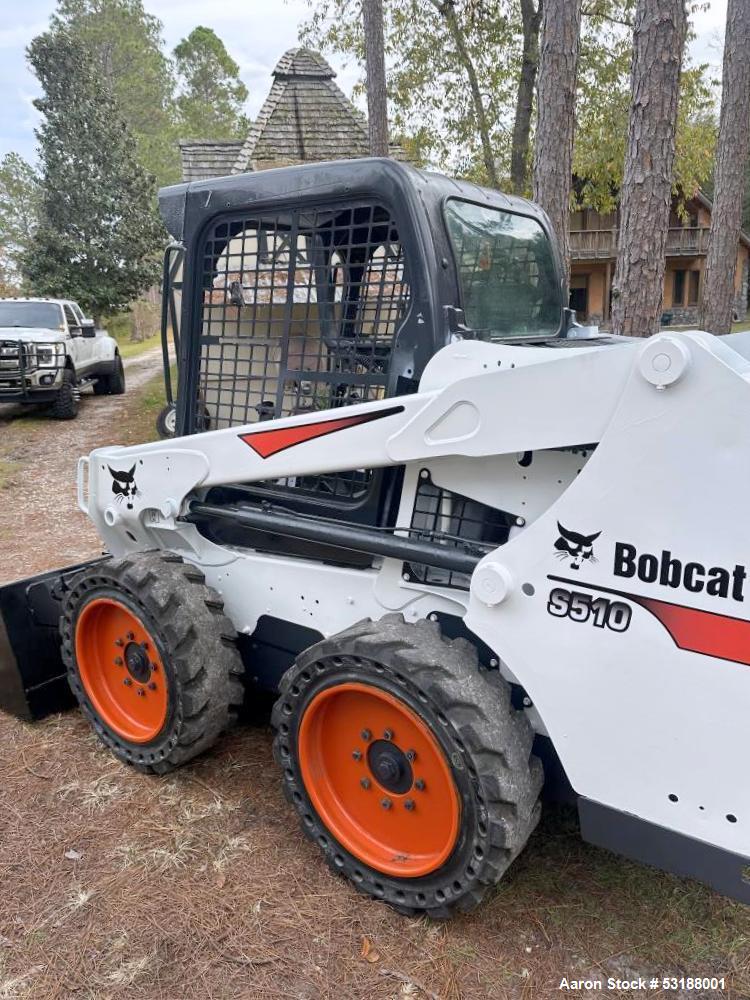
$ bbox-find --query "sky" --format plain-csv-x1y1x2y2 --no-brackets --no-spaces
0,0,729,165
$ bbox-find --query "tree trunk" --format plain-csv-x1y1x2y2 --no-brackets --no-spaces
511,0,542,196
700,0,750,335
533,0,582,290
610,0,687,338
429,0,499,188
362,0,390,157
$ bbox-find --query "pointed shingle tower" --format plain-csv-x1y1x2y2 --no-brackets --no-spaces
232,48,371,173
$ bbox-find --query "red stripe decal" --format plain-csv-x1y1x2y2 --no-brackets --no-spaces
548,574,750,667
239,405,405,459
636,597,750,667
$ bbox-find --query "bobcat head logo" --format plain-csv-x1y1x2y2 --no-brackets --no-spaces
109,465,138,510
554,522,601,570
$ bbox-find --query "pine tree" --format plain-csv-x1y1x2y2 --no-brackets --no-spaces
23,26,163,320
174,27,249,139
610,0,687,337
533,0,583,289
362,0,389,156
700,0,750,335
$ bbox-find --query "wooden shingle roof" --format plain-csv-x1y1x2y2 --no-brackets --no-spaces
232,48,371,173
179,140,245,182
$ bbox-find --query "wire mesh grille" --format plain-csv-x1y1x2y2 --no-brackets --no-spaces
404,472,511,590
197,202,410,502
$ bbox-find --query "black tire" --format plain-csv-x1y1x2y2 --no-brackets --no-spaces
50,368,79,419
271,615,543,918
156,402,177,438
109,354,125,394
94,354,125,395
60,551,244,773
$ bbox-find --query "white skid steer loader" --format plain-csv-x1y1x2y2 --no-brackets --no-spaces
1,158,748,917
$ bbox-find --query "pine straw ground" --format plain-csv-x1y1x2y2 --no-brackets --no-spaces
0,370,749,1000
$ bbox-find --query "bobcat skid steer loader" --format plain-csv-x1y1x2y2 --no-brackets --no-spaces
1,158,749,917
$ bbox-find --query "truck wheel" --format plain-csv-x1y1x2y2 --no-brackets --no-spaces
271,615,543,917
50,369,79,419
108,354,126,395
156,402,177,438
60,552,244,773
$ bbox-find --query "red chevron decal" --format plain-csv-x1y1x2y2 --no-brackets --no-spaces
239,405,405,459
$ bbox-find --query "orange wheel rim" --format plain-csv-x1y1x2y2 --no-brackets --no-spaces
298,682,460,877
75,598,168,744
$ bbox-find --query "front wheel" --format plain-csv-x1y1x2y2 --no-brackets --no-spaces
271,615,543,917
49,369,79,419
61,552,244,772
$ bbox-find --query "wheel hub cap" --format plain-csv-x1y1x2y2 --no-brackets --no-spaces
298,680,460,877
75,598,168,744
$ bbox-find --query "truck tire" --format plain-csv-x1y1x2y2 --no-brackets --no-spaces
50,368,79,419
271,615,543,917
60,551,244,773
94,354,125,395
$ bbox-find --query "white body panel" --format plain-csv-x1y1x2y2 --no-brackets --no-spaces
79,330,750,860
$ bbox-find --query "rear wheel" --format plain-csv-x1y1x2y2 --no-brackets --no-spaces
94,355,125,395
271,615,543,917
61,551,244,772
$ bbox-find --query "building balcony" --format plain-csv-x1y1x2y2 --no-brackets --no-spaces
570,227,711,260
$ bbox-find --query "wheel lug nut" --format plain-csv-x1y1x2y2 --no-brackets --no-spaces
114,657,123,666
126,632,135,641
151,663,159,672
381,798,392,810
383,729,393,741
406,749,416,761
114,638,124,647
361,729,371,741
123,678,132,686
404,799,415,811
360,777,371,789
148,682,157,691
414,779,425,791
136,688,145,697
352,749,362,761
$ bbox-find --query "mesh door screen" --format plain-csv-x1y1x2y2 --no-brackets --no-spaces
196,203,410,502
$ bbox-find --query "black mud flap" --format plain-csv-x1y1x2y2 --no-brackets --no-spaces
0,558,106,721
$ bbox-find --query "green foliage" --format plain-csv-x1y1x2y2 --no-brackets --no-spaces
51,0,180,187
303,0,521,178
174,26,250,140
23,26,163,317
0,154,41,293
304,0,717,202
575,0,717,212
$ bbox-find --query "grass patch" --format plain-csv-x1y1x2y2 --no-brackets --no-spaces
122,365,174,444
0,459,20,490
117,333,161,359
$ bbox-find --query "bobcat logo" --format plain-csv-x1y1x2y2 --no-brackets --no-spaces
109,465,139,510
554,522,601,570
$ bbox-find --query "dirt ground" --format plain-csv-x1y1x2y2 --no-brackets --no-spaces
0,358,748,1000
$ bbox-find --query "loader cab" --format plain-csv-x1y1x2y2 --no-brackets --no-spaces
158,159,565,544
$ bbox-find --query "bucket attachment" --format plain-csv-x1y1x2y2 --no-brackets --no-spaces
0,558,105,721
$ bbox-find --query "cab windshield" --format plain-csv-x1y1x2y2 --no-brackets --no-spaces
444,199,562,340
0,302,63,329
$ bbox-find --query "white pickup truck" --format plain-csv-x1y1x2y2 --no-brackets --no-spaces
0,297,125,419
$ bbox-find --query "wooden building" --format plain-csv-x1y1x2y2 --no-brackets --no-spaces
569,192,750,327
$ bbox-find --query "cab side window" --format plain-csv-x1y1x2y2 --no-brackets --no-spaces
63,305,79,331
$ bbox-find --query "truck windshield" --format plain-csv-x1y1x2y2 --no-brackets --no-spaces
0,302,63,329
444,199,561,339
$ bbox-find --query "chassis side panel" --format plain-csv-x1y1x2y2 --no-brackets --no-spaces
0,559,105,720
